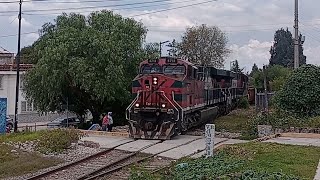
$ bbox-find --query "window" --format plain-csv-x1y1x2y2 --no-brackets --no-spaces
140,64,162,74
0,75,3,89
21,100,34,112
163,65,185,75
21,101,27,112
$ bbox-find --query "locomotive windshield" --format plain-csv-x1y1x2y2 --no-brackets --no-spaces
163,65,185,75
140,64,162,74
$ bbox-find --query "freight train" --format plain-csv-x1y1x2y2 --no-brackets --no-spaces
126,57,249,140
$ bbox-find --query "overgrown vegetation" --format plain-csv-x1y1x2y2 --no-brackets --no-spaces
129,142,320,180
0,129,83,153
237,96,249,109
213,107,255,138
274,64,320,117
0,144,62,179
37,129,84,153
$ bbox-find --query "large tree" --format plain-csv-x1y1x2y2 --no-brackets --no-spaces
178,24,230,67
269,28,306,67
24,11,147,123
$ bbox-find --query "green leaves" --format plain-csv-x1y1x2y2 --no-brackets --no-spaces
179,24,229,67
269,28,306,68
274,64,320,117
24,10,147,122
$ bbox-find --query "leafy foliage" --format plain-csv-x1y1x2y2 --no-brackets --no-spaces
269,28,306,68
24,11,147,123
143,42,160,60
167,39,179,57
17,45,38,64
170,153,243,180
178,24,230,67
274,64,320,117
37,129,83,153
251,65,291,91
250,63,259,77
231,60,244,73
237,97,249,109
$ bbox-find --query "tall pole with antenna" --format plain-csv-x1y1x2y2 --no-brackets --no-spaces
14,0,22,132
294,0,299,69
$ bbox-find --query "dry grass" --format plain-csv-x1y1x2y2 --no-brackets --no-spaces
0,144,63,178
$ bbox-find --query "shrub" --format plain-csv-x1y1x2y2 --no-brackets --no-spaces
237,97,249,109
274,64,320,117
36,129,84,153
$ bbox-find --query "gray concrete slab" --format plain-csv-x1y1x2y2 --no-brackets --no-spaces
116,139,161,152
81,135,133,149
315,160,320,180
141,135,201,154
191,139,249,158
265,137,320,147
159,138,227,159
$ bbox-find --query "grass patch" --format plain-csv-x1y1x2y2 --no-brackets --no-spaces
130,142,320,180
214,107,255,133
0,144,62,178
225,142,320,179
0,131,42,143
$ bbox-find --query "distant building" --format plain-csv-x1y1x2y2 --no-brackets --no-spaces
0,63,35,116
0,47,14,64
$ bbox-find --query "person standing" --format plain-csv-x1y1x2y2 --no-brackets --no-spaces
107,112,113,132
102,113,108,131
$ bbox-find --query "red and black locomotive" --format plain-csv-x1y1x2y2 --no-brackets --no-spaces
126,57,248,140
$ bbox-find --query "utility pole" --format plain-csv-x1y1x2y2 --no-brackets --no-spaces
263,65,268,112
159,40,169,57
14,0,22,132
294,0,299,69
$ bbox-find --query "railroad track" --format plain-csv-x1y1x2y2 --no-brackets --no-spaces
26,137,228,180
25,140,142,180
79,137,225,180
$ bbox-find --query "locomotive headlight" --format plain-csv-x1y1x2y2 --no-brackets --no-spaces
161,104,166,108
153,77,158,85
135,103,140,108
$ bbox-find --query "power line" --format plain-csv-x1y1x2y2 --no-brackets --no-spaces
0,0,173,14
23,0,195,16
0,31,38,38
0,0,132,4
129,0,217,17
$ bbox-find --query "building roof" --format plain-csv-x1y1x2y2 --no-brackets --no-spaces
0,64,33,71
0,46,12,54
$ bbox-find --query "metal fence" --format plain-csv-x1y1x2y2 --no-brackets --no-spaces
255,89,275,112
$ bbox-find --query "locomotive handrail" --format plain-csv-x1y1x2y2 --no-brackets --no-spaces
171,91,184,122
157,91,180,122
126,91,141,120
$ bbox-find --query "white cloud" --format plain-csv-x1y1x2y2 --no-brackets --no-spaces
227,39,273,71
0,0,320,68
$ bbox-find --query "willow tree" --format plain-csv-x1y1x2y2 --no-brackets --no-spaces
24,11,147,123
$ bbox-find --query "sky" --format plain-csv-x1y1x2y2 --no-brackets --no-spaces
0,0,319,72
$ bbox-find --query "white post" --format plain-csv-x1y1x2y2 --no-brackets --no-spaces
205,124,215,157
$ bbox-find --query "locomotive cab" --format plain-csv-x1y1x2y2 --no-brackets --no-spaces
126,57,187,139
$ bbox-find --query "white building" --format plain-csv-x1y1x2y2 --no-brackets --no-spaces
0,47,14,64
0,64,35,116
